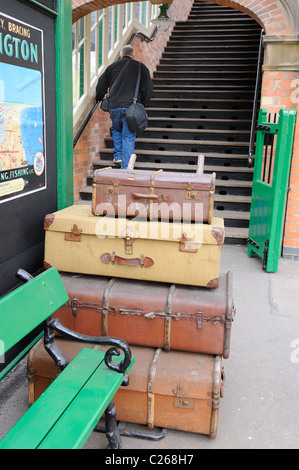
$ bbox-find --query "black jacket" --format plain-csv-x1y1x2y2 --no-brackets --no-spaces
96,56,153,109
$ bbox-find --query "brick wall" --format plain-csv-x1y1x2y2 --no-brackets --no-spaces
262,71,299,256
261,70,299,255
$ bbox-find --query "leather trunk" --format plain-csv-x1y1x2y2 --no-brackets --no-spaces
91,156,215,224
27,339,224,439
52,271,235,358
44,204,225,288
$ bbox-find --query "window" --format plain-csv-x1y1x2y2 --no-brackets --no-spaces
73,2,157,127
72,17,86,106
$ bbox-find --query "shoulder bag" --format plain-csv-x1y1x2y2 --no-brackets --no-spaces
125,62,148,135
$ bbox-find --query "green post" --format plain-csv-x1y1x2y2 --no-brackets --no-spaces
56,0,73,210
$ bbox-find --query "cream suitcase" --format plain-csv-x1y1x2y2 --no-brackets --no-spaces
44,205,225,288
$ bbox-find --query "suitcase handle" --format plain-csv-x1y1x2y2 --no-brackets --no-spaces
131,192,159,200
100,252,154,268
131,192,172,201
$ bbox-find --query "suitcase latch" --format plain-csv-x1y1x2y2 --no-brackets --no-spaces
173,384,194,410
105,182,119,195
179,233,199,253
124,236,135,255
71,298,79,317
65,224,82,242
185,182,199,200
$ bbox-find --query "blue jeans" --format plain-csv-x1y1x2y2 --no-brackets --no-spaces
110,107,137,169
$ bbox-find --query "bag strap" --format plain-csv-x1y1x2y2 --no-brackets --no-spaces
133,62,142,104
109,59,131,94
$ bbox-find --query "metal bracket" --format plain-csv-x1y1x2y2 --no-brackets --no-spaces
257,124,271,132
247,237,259,250
263,238,270,271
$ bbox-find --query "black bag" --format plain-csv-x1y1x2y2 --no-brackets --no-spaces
125,62,148,135
100,94,110,112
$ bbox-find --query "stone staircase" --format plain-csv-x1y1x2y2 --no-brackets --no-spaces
80,0,262,244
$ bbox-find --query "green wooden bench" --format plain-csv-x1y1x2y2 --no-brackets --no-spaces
0,267,134,449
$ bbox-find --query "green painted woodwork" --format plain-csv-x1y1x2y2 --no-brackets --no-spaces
39,351,134,449
0,267,134,449
56,0,74,210
0,348,134,449
248,108,297,272
0,267,68,355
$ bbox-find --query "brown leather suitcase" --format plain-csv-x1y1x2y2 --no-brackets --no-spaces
52,271,235,358
27,339,225,439
91,154,216,223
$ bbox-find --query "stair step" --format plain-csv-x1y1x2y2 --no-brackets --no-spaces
144,127,250,142
91,158,254,175
223,226,249,242
214,209,250,221
99,147,250,162
105,136,250,156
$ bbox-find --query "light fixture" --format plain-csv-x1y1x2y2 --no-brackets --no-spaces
151,4,175,32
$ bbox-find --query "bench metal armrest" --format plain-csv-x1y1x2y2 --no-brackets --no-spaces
45,317,132,374
15,269,132,375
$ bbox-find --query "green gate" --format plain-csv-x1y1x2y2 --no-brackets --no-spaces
247,108,297,272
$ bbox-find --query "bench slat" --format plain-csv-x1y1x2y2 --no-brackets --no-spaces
0,348,106,449
38,352,132,449
0,268,69,354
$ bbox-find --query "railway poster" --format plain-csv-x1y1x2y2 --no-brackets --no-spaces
0,12,46,203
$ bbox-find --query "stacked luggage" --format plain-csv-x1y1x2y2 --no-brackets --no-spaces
29,154,236,440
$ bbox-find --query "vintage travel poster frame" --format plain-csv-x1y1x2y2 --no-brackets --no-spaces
0,11,46,204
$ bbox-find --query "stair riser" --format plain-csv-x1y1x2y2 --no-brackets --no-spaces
144,129,250,143
146,109,253,119
154,71,256,79
149,99,253,110
164,45,259,52
153,91,255,100
171,29,261,36
216,186,252,197
153,79,256,87
148,119,251,131
173,25,261,31
214,201,251,212
100,149,248,161
161,53,259,59
105,139,249,155
221,219,249,229
157,64,258,71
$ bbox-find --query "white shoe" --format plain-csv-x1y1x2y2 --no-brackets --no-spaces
113,158,122,164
